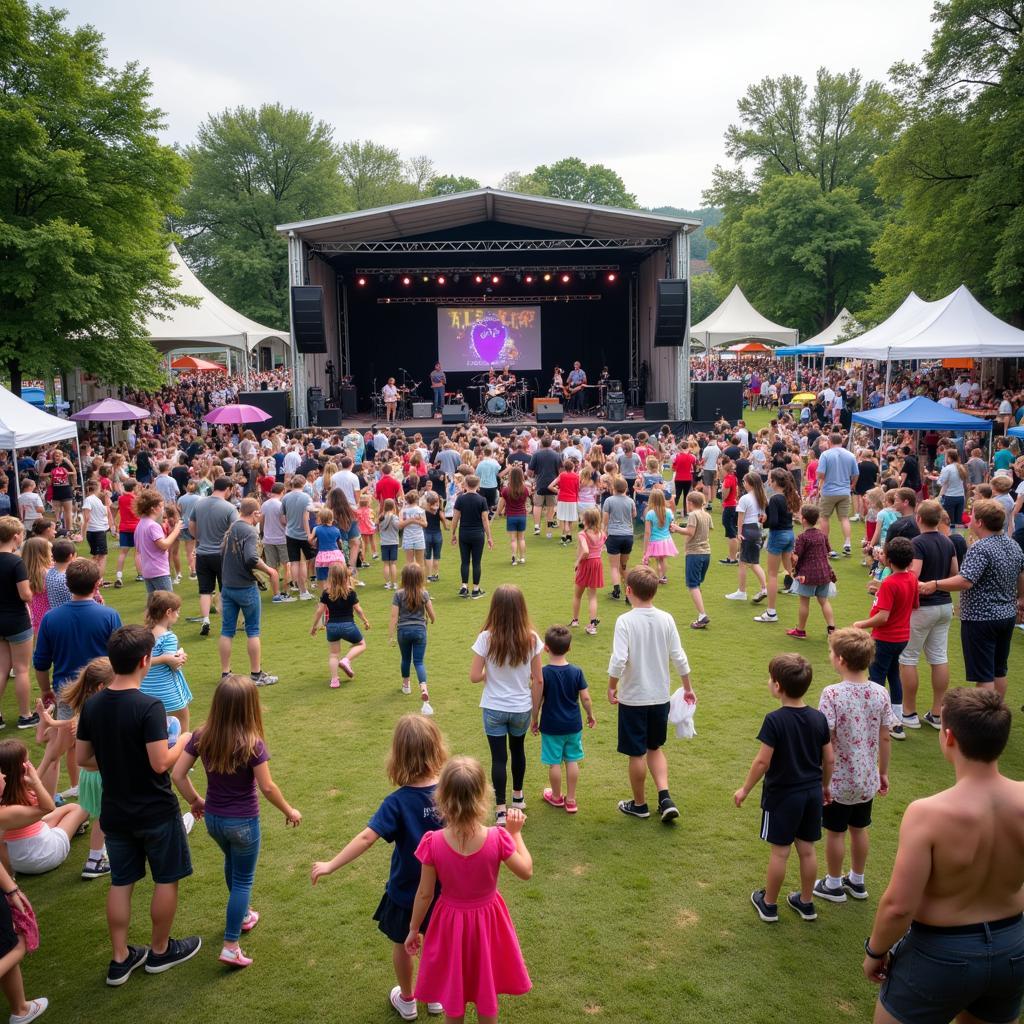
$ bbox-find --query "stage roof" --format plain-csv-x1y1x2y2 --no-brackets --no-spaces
277,188,701,245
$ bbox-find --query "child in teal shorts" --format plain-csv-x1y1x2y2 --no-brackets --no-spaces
530,625,596,814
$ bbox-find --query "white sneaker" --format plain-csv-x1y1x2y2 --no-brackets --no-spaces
389,986,417,1022
517,557,525,564
182,812,195,835
9,996,48,1023
724,591,748,601
174,573,182,584
354,579,366,587
58,785,79,800
427,1003,444,1016
401,681,412,695
299,592,315,601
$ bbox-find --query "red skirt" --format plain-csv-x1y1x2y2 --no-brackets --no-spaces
575,557,604,589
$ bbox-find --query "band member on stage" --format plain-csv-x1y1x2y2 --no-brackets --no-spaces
498,365,515,390
567,360,588,413
430,362,446,415
382,377,399,423
551,365,565,399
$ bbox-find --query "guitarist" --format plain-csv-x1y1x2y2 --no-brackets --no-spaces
566,361,588,413
550,365,565,399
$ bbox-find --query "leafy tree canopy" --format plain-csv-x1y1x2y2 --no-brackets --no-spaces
503,157,638,208
0,0,188,390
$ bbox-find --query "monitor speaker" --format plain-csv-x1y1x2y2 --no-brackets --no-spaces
442,403,469,424
654,278,688,347
644,401,668,420
316,408,342,427
692,381,743,422
412,402,433,419
291,285,327,353
535,400,563,424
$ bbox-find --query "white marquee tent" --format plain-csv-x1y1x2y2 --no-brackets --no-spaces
0,383,83,489
145,246,290,371
823,292,936,361
690,284,799,349
804,307,861,348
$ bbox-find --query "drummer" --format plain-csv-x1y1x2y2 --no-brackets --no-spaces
498,365,516,390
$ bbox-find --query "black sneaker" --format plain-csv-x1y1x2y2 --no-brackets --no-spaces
17,713,39,730
841,875,868,900
114,578,123,589
812,878,846,903
751,889,778,922
107,944,148,987
658,796,679,823
922,711,941,730
718,557,738,565
889,724,906,741
611,585,621,600
144,935,202,974
199,621,210,637
458,586,469,598
617,799,650,819
787,893,817,921
783,574,793,589
471,589,485,600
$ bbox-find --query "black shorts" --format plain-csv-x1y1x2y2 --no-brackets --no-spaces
0,894,17,958
373,888,436,945
606,535,633,556
286,536,317,563
51,485,73,502
617,701,669,757
822,798,872,833
722,507,738,539
104,814,193,886
961,616,1017,684
195,552,223,596
760,787,823,845
86,531,108,556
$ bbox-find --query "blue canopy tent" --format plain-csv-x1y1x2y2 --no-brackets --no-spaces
852,396,993,432
1008,426,1024,440
775,345,824,356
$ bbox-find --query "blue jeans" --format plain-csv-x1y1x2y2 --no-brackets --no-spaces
941,495,965,529
204,813,261,942
398,625,427,683
433,387,445,413
221,584,261,638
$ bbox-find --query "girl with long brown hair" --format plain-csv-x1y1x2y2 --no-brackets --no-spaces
328,487,363,587
310,563,369,688
469,585,542,825
172,675,301,969
726,472,768,603
496,466,530,565
754,468,801,624
389,564,435,706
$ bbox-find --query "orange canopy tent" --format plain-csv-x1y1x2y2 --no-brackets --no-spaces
728,342,772,354
171,356,226,371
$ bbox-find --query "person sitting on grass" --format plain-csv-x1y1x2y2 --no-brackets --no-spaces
531,625,595,815
734,653,833,924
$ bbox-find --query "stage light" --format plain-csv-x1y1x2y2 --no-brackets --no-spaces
491,275,500,285
437,276,446,285
402,276,411,286
524,274,534,284
474,274,483,284
357,277,367,287
561,273,570,283
607,272,617,282
453,274,460,283
422,275,429,283
543,273,552,282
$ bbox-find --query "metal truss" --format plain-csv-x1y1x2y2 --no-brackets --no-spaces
375,294,602,306
310,237,669,255
354,264,620,275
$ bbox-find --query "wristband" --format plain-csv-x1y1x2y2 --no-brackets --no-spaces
864,938,886,960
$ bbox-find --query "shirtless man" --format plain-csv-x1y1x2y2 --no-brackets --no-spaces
864,688,1024,1024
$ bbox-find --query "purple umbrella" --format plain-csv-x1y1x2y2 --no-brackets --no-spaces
71,398,151,422
204,404,272,426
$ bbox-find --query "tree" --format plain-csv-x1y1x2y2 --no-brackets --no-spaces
504,158,639,208
176,104,342,329
0,0,188,392
338,140,418,211
428,174,481,196
867,2,1024,323
689,272,725,325
649,205,723,260
404,154,435,193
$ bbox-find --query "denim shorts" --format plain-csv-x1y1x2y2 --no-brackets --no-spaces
221,584,261,639
766,529,795,555
880,915,1024,1024
144,575,173,594
326,620,363,644
424,531,444,560
482,707,531,737
0,626,32,645
105,814,193,886
739,523,762,564
685,554,710,589
118,531,135,549
505,515,527,533
381,544,399,563
794,581,832,599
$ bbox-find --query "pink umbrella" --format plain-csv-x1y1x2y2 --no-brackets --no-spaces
71,398,151,422
204,404,272,426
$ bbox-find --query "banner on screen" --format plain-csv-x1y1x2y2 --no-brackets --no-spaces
437,307,542,371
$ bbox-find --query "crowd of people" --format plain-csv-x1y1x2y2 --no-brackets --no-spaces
0,381,1020,1023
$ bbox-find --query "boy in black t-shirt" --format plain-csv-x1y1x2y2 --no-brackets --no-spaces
734,654,833,923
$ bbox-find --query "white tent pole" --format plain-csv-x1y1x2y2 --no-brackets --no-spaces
73,438,85,529
884,354,892,406
242,334,251,389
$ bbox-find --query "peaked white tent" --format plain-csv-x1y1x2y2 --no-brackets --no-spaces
690,285,799,349
804,308,861,348
145,246,290,375
0,384,83,493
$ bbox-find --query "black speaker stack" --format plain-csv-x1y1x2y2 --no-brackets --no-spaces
238,390,290,430
691,381,743,422
644,401,668,420
654,279,688,347
291,286,327,353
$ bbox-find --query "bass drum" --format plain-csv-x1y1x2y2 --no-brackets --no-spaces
484,395,508,415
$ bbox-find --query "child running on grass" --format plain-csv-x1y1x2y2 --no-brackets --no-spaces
310,716,448,1022
173,675,301,969
310,563,370,688
404,756,532,1022
570,509,605,634
531,625,595,814
813,628,894,905
787,505,837,639
680,490,713,629
734,653,833,923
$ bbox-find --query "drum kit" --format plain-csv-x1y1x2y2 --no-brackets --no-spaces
370,375,423,421
470,372,531,421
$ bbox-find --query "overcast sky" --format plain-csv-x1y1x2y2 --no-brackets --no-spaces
61,0,937,209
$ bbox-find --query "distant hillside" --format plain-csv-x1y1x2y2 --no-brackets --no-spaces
649,206,722,261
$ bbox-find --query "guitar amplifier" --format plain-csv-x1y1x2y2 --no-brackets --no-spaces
606,397,626,421
412,402,433,419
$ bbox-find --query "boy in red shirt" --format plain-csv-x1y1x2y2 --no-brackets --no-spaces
672,448,697,510
853,536,918,741
718,458,740,564
374,463,402,505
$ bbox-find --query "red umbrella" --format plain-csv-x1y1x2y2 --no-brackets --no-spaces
171,356,225,371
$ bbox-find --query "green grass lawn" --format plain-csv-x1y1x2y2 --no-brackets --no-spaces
18,409,1024,1023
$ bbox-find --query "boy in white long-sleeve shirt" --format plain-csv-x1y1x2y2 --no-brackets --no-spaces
608,565,696,823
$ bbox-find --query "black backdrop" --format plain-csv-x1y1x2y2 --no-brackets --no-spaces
345,292,630,412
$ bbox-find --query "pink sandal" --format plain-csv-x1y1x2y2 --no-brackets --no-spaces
542,788,565,808
564,799,578,814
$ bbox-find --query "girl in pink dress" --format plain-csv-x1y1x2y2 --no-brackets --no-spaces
570,508,605,635
406,756,532,1023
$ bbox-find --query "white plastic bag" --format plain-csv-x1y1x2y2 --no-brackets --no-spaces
668,688,697,739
